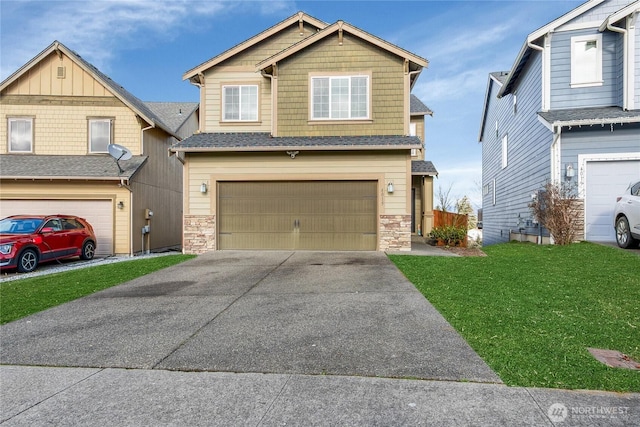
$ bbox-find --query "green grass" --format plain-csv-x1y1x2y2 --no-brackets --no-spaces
0,254,195,325
389,242,640,392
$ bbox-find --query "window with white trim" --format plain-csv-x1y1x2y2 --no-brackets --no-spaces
501,134,508,169
8,117,33,153
222,85,258,121
89,119,112,153
571,34,602,88
483,184,490,196
311,75,369,120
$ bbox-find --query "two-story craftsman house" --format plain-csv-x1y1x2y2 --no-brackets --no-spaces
171,12,437,253
479,0,640,245
1,41,198,256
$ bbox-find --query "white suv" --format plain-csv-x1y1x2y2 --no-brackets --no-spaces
614,180,640,249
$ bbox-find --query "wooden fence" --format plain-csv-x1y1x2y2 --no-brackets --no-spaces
433,210,468,229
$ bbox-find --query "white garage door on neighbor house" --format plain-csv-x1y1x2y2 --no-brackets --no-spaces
584,159,640,242
0,199,114,256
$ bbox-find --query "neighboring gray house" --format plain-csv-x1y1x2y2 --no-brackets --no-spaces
479,0,640,245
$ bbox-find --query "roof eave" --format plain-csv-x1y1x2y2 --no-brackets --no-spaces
255,20,428,73
540,115,640,128
171,144,419,153
183,12,329,81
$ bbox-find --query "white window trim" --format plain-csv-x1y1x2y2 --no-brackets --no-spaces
8,117,33,153
570,34,603,88
88,118,112,153
310,75,370,120
222,84,259,122
501,134,508,169
492,178,496,206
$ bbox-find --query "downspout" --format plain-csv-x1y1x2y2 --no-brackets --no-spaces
551,125,562,184
407,69,421,135
118,178,134,256
261,69,276,136
605,19,629,110
139,124,153,255
527,38,547,110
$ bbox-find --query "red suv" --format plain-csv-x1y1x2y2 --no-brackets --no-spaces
0,215,97,273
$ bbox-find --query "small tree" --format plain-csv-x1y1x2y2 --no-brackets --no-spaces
529,181,580,245
455,195,477,229
435,184,454,212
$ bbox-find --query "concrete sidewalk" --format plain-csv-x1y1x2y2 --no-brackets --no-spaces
1,365,638,426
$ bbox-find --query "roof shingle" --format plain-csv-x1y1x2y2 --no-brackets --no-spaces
0,154,147,180
171,133,422,152
411,160,438,176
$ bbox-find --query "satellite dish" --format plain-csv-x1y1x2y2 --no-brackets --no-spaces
107,144,132,174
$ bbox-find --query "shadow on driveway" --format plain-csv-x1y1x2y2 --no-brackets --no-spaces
0,251,500,384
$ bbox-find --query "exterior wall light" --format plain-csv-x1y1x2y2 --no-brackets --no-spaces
200,182,208,194
565,163,575,179
117,201,124,209
387,182,394,193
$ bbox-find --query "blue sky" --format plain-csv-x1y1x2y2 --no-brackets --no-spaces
1,0,585,209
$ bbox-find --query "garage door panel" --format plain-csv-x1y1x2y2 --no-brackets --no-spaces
585,160,640,242
219,181,377,250
0,199,114,256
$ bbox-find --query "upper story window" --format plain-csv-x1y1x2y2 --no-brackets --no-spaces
222,85,258,121
311,75,369,120
8,117,33,153
571,34,602,88
89,118,112,153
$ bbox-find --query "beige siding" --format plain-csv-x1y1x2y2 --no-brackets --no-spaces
0,100,141,155
410,116,425,159
0,181,131,254
184,151,409,216
276,35,405,137
202,72,271,133
3,51,111,97
130,128,183,253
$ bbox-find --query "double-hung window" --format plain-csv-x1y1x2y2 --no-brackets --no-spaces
8,117,33,153
222,85,258,121
89,118,112,153
571,34,602,88
311,75,369,120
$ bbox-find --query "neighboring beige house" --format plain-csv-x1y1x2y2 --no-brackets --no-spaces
0,41,198,256
172,12,437,253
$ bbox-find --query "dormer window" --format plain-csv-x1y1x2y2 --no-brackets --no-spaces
222,85,258,121
571,34,602,88
311,75,369,120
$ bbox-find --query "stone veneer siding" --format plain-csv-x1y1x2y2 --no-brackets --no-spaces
379,215,412,251
183,215,216,254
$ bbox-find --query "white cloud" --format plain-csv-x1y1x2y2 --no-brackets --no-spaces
0,0,294,80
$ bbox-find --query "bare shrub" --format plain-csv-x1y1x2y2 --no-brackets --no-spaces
529,181,581,245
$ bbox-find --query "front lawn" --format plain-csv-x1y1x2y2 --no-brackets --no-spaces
0,254,195,324
389,242,640,392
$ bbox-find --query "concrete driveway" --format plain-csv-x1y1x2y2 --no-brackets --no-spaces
0,251,499,383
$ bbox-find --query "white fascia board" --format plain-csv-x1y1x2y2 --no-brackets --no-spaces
528,0,606,42
599,1,640,31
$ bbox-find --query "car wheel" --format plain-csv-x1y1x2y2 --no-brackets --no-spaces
80,241,96,260
17,248,38,273
615,216,637,249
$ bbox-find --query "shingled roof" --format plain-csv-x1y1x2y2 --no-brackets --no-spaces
411,160,438,176
538,106,640,127
171,133,422,152
0,155,147,181
145,102,199,134
410,95,433,116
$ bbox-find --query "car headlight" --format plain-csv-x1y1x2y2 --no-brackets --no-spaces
0,244,13,255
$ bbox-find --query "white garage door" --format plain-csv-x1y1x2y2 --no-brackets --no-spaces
585,160,640,241
0,199,114,256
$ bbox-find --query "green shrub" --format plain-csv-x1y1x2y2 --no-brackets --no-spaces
429,225,467,246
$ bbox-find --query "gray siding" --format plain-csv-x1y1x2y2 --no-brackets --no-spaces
482,51,553,245
550,29,622,109
558,0,633,26
561,124,640,167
